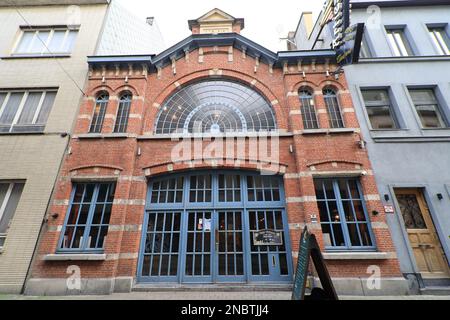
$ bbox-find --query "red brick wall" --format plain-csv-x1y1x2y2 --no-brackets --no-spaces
30,46,402,282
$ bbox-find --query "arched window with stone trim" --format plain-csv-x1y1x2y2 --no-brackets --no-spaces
114,92,132,133
299,88,319,129
323,87,344,129
154,79,277,134
89,92,109,133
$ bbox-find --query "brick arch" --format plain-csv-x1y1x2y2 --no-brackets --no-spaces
317,79,347,92
290,80,320,93
88,84,115,97
143,159,288,178
144,69,288,133
112,84,140,97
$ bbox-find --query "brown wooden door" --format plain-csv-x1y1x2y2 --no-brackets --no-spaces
395,189,449,279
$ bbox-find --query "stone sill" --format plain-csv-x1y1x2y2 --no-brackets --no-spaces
323,252,389,260
75,133,132,139
301,128,357,135
44,254,106,261
1,54,71,60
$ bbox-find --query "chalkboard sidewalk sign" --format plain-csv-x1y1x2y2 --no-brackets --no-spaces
291,227,338,301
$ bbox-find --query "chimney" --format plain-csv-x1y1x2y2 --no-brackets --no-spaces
146,17,154,26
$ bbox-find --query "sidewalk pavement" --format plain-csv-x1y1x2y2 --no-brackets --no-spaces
1,292,450,300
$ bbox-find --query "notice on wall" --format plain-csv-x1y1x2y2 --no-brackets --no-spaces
204,219,212,231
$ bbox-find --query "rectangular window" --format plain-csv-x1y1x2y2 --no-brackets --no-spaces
14,28,78,56
0,90,57,133
59,183,115,252
361,89,398,130
386,28,413,57
247,176,281,202
0,182,25,248
314,179,374,250
428,27,450,55
409,88,447,129
360,34,371,58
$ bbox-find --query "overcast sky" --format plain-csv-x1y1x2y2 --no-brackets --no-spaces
118,0,325,52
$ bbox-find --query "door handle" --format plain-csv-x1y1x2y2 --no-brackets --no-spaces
272,255,276,267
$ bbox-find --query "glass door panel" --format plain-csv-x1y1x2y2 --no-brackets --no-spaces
140,212,182,281
216,211,245,282
183,211,213,282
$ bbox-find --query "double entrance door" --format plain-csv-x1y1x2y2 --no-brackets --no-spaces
137,172,292,284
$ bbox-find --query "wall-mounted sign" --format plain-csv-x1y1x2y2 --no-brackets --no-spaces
332,0,350,50
253,230,283,246
332,0,365,66
335,23,365,66
384,206,395,214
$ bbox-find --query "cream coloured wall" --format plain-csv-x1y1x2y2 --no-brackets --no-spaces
0,4,109,293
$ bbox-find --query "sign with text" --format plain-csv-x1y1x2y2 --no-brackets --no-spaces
332,0,351,49
291,227,339,301
335,23,365,66
253,230,283,246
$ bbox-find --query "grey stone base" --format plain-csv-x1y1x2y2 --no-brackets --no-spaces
313,277,411,296
0,284,24,295
24,277,134,296
25,276,412,296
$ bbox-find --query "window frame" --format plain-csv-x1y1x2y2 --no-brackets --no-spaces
427,24,450,56
57,182,116,253
315,178,376,251
359,28,375,59
0,89,58,133
0,181,25,250
323,88,345,129
299,88,320,130
89,93,109,134
407,87,449,129
360,87,400,131
385,26,415,57
113,93,132,133
12,27,79,56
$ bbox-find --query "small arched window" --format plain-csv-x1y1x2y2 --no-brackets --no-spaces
89,92,109,133
323,88,344,128
299,88,319,129
114,93,132,133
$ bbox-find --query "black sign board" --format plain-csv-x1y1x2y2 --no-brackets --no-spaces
253,230,283,246
335,23,365,66
291,227,338,301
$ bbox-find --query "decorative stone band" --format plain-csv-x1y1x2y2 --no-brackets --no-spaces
113,199,146,206
43,252,139,261
47,224,142,233
59,175,146,183
286,196,317,203
289,223,322,231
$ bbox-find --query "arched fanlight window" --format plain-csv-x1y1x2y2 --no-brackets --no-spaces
323,88,344,128
299,88,319,129
89,92,109,133
114,92,132,133
154,80,277,134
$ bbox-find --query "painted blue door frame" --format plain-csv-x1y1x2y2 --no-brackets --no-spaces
137,171,293,284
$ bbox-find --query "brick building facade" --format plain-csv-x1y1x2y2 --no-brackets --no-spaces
25,9,409,296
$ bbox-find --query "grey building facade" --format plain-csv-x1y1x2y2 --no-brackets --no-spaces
292,0,450,294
